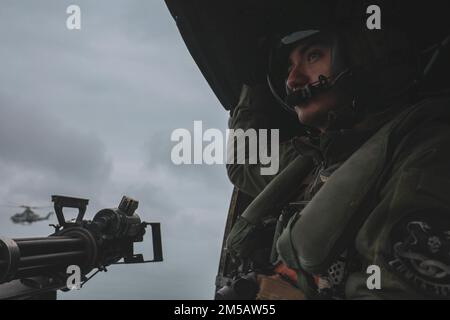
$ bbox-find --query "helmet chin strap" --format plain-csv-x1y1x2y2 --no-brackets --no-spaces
287,67,368,133
284,68,351,109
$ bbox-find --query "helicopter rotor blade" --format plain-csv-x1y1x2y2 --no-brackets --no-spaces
0,204,52,210
16,205,52,210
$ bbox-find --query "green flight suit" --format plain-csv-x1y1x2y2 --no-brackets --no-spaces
226,84,450,299
226,84,303,198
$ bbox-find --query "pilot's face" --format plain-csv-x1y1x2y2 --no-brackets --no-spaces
286,38,339,132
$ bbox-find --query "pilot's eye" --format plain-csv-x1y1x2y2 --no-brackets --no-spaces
307,50,322,63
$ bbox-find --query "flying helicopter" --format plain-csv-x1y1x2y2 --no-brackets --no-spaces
9,205,54,224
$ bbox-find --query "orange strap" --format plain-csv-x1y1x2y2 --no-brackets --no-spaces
274,262,298,283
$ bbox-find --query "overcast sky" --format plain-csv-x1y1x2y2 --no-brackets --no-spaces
0,0,233,299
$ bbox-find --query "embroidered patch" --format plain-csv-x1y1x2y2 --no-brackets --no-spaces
386,212,450,298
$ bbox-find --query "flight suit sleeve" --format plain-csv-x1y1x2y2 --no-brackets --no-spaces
226,84,301,198
346,122,450,299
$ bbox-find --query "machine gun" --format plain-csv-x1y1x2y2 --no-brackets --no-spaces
0,195,163,299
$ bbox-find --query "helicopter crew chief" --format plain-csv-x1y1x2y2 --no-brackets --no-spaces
225,17,450,299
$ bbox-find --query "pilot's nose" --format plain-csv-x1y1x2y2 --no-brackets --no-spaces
286,65,310,91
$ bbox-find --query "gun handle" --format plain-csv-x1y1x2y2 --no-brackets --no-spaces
147,223,163,262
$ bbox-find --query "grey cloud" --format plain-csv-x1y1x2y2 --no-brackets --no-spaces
145,127,231,193
0,97,112,182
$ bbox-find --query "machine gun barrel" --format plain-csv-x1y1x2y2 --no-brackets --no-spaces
0,235,92,284
15,237,84,253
